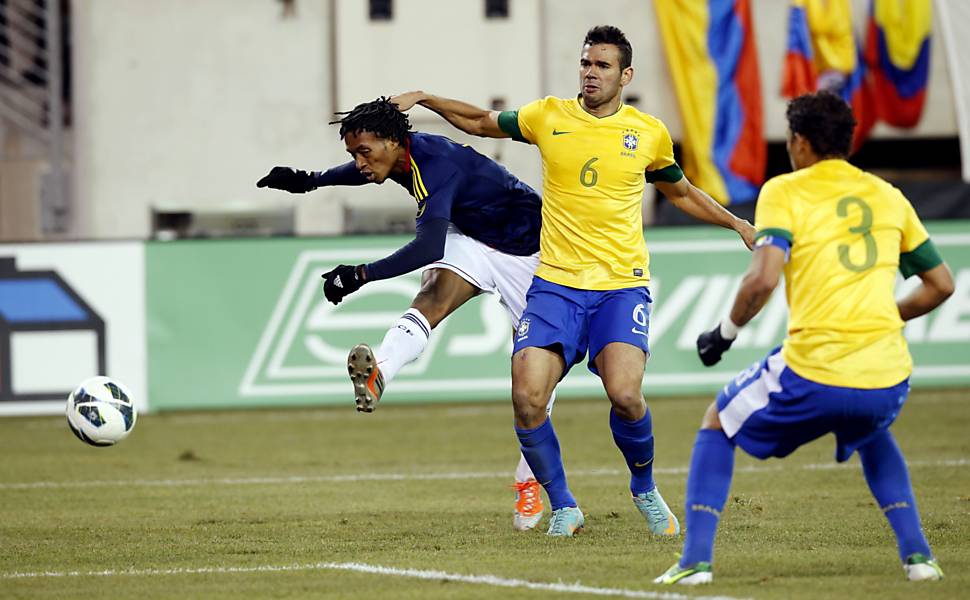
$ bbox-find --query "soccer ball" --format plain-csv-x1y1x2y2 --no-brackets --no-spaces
65,376,137,447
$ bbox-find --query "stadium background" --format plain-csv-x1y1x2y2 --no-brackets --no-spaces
1,2,969,598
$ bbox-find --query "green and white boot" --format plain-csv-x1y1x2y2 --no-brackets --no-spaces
904,553,943,581
653,561,713,585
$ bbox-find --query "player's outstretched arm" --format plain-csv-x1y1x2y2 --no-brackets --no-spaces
320,219,450,305
897,262,954,321
257,166,319,193
391,91,509,139
257,162,368,193
655,178,756,249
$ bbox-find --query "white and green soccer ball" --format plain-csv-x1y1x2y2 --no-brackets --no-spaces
65,376,137,447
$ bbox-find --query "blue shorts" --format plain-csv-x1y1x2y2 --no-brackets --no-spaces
717,347,910,462
512,276,651,378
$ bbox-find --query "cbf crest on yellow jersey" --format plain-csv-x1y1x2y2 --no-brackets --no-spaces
498,97,683,290
754,159,943,389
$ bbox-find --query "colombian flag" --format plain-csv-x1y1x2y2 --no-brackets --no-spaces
654,0,764,205
864,0,931,128
843,43,877,152
781,0,817,97
780,0,875,151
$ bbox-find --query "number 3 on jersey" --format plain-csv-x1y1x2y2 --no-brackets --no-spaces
580,157,599,188
837,196,877,272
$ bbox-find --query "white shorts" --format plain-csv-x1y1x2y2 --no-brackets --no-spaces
426,225,539,327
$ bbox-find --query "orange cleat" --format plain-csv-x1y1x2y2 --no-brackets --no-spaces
347,343,385,413
513,478,545,531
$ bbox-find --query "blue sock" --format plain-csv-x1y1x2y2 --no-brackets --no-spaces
515,418,576,510
858,429,932,561
681,429,735,567
609,408,655,495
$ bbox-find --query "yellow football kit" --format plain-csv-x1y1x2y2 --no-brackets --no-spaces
754,159,943,388
499,96,683,290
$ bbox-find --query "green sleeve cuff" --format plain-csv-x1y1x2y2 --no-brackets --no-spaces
497,111,528,143
755,228,793,243
645,163,684,183
899,238,943,278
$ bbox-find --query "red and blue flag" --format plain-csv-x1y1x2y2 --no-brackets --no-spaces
655,0,765,204
864,0,931,128
780,0,875,151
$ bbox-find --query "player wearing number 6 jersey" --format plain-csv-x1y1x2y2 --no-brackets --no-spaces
655,91,954,586
393,25,755,538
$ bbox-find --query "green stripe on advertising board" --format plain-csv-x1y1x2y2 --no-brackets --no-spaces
147,223,970,410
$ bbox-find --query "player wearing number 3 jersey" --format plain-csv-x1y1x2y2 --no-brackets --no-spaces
393,25,755,538
656,91,954,585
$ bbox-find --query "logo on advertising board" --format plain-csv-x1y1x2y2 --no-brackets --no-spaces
239,249,514,399
0,257,106,403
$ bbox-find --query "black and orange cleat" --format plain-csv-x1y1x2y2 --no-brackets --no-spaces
347,343,385,413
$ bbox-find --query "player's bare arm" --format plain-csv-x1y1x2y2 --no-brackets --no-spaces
390,91,508,139
696,244,784,367
897,262,955,321
728,245,786,326
654,178,756,249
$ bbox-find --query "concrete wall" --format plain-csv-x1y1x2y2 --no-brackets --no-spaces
69,0,958,239
72,0,338,239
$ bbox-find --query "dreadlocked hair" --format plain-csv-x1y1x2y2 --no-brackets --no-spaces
330,97,412,143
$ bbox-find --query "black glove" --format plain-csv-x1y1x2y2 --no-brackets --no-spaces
696,324,735,367
256,166,317,193
322,264,366,305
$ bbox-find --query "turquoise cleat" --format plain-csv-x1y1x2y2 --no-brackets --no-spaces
633,487,680,535
653,561,713,585
546,506,585,537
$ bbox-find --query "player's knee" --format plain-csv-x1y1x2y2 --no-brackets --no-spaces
607,390,645,421
511,384,549,426
511,383,546,409
700,401,722,430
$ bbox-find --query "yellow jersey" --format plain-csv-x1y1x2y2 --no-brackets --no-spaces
499,96,683,290
755,159,943,388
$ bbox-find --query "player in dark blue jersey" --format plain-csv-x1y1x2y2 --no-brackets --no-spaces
257,97,553,531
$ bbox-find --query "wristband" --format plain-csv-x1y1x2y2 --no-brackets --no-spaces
719,319,741,340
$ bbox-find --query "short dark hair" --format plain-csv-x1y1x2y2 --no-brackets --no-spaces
330,97,412,144
584,25,632,70
786,91,857,158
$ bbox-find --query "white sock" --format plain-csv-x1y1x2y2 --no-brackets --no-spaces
375,308,431,383
515,454,535,482
514,389,558,483
546,388,557,416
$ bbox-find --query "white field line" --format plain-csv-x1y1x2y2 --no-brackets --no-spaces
0,560,749,600
19,403,531,429
1,458,965,491
18,389,970,428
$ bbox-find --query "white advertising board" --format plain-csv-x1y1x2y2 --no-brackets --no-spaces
0,242,147,416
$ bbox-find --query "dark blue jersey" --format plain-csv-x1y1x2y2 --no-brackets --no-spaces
313,132,542,282
390,133,542,257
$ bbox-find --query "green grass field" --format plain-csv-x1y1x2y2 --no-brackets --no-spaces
1,389,967,599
